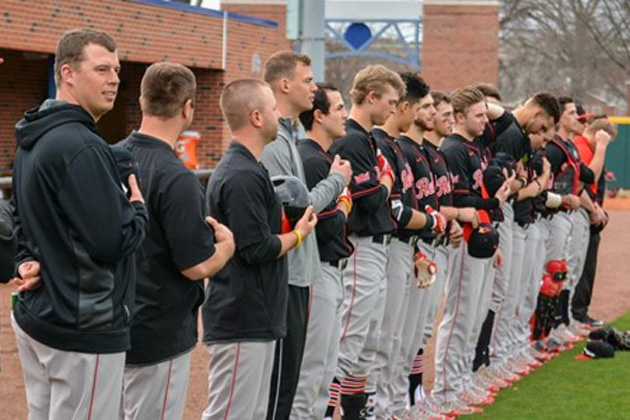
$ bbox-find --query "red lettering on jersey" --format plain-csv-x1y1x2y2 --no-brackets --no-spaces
435,175,452,198
415,176,436,200
400,162,414,194
471,168,483,191
354,171,371,185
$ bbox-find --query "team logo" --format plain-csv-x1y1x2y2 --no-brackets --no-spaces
471,168,483,191
400,163,414,194
434,175,452,198
416,177,436,199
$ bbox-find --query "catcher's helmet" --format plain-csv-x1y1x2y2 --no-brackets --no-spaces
271,175,309,226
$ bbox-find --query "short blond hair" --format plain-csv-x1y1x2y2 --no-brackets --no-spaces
350,65,406,105
220,78,270,131
451,86,485,115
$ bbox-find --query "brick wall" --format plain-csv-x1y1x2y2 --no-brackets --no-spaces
422,3,499,92
0,49,49,171
0,0,287,168
222,2,293,52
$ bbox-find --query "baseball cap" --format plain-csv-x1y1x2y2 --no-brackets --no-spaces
110,145,140,193
271,175,309,226
576,341,615,359
465,210,499,259
483,165,507,197
576,103,595,123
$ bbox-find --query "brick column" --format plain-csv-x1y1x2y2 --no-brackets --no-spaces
422,0,500,92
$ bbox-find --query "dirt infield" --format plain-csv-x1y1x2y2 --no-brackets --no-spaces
1,200,630,419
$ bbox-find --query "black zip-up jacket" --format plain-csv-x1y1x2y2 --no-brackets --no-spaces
329,119,396,237
12,102,148,353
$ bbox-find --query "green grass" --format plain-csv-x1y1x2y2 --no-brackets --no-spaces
478,312,630,419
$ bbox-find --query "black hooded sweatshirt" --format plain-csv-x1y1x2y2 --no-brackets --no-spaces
12,102,148,353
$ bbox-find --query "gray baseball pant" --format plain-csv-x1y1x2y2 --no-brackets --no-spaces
490,222,526,367
122,350,192,420
371,238,414,418
514,222,545,352
291,262,345,420
12,314,125,420
336,234,389,385
546,212,573,262
566,209,591,304
488,203,514,314
202,341,275,420
423,244,450,345
432,242,491,404
386,241,448,416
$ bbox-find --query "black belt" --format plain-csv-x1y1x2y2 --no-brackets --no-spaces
516,221,531,229
329,258,348,270
400,236,420,247
371,234,392,246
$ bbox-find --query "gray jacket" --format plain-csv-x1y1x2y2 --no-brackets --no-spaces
262,117,345,287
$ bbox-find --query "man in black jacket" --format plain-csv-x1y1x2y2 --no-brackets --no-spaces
11,29,148,419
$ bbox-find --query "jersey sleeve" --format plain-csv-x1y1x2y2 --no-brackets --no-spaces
579,162,595,185
161,171,216,271
544,142,566,176
332,133,388,213
220,171,281,264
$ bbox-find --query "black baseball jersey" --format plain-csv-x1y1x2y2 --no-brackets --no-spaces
481,111,515,157
329,119,396,237
441,134,500,211
203,141,288,343
423,140,454,207
493,115,535,225
371,128,416,237
120,132,215,364
396,135,439,240
297,139,354,262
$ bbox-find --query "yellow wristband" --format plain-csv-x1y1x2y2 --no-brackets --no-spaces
293,229,302,248
339,197,352,214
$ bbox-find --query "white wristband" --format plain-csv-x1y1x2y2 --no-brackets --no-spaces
545,192,562,208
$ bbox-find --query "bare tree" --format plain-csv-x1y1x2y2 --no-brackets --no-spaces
499,0,629,111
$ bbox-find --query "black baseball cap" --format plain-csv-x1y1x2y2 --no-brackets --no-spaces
110,145,140,190
466,210,499,259
483,165,507,198
577,341,615,359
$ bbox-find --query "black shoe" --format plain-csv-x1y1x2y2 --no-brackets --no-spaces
340,393,368,420
585,315,604,327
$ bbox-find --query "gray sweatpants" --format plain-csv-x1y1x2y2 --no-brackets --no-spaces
336,235,389,383
432,242,494,404
203,341,275,420
12,314,125,420
121,350,192,420
490,222,525,366
291,262,345,420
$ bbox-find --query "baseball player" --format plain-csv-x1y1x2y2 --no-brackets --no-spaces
369,72,446,420
327,65,404,419
118,62,235,420
571,115,615,326
11,29,148,419
483,93,560,382
261,52,351,420
543,97,595,349
431,87,510,416
291,83,354,420
203,79,317,420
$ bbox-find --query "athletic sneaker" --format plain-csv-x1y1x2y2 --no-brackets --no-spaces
503,360,530,376
546,336,565,353
584,315,604,327
436,400,483,417
408,403,452,420
473,370,500,393
568,321,590,338
476,365,509,389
